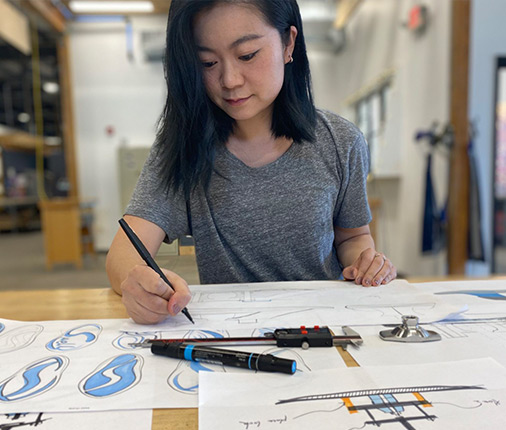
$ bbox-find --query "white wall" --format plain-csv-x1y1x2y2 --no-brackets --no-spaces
308,0,452,277
468,0,506,275
70,17,167,250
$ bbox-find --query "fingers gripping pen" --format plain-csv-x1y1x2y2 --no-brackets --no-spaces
151,342,297,375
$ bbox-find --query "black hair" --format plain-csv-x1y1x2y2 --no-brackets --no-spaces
156,0,316,199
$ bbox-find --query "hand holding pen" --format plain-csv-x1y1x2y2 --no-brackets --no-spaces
118,218,194,325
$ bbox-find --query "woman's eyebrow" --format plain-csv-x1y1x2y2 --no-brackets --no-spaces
197,33,264,52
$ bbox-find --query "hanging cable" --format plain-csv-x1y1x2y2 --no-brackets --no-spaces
30,21,48,201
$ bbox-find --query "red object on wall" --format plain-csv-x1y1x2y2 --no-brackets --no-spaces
105,125,115,137
408,5,428,33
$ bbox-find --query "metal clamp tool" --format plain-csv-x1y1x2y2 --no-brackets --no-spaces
380,315,441,343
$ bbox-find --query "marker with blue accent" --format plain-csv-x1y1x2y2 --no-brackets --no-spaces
150,342,296,375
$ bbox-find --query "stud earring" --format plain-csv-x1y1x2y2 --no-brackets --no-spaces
289,55,293,63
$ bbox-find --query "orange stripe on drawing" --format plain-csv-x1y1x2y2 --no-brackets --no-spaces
413,392,432,407
342,397,358,413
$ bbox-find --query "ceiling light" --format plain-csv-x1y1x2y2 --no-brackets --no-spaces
43,82,60,94
69,1,154,14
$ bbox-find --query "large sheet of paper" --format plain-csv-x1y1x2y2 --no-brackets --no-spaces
183,280,463,328
0,317,344,413
347,280,506,367
199,358,506,430
0,410,152,430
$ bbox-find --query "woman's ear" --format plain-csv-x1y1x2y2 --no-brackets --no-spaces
284,25,298,64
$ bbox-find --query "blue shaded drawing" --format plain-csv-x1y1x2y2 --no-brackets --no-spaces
370,394,404,414
168,360,216,394
46,323,102,351
112,331,162,350
167,329,229,395
0,322,4,334
0,356,69,402
436,290,506,301
79,353,143,398
0,325,43,354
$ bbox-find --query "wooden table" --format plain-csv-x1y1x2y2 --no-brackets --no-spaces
0,287,357,430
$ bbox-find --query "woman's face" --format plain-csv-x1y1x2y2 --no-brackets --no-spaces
193,3,296,125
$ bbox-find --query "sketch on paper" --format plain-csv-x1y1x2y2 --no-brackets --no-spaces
46,324,102,351
345,302,438,320
277,384,488,429
191,287,321,304
435,290,506,301
167,329,233,394
112,331,163,350
187,305,335,326
429,319,506,340
0,356,69,402
0,325,43,354
0,410,153,430
0,412,49,429
78,354,143,398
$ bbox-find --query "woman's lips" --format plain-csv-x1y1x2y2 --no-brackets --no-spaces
224,96,251,106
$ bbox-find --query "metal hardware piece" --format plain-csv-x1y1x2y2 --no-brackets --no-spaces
379,315,441,343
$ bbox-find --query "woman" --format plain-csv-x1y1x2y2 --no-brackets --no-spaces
106,0,397,324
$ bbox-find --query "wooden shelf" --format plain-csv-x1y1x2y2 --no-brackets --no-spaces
0,132,60,154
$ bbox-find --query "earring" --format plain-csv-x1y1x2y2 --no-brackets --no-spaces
289,55,293,63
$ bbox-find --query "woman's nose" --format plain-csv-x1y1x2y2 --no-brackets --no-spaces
220,61,244,89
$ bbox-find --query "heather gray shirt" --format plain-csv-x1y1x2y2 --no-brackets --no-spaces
126,109,371,284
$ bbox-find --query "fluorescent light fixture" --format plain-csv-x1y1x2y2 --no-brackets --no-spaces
69,1,154,14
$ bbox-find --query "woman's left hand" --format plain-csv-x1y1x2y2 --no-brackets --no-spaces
342,247,397,287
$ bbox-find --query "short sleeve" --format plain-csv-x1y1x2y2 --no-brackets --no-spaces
333,133,372,228
124,145,190,243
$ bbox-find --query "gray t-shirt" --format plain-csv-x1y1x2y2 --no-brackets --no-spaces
126,109,371,284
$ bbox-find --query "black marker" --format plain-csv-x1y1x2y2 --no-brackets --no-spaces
150,342,297,375
119,218,194,324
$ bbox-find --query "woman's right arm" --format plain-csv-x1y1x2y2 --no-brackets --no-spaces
106,214,192,324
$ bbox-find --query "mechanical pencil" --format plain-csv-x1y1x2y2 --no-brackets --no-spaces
150,341,297,375
118,218,194,324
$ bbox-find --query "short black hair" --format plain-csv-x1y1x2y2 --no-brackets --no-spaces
155,0,316,199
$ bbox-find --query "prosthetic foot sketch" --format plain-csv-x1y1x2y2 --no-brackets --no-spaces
78,354,143,398
277,384,487,429
0,356,69,402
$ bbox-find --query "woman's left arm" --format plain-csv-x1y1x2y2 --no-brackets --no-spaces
334,225,397,286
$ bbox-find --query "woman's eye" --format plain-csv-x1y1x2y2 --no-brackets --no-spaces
239,50,259,61
202,61,217,68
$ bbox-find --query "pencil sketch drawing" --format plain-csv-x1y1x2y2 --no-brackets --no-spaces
0,356,69,402
112,331,162,350
0,413,49,429
46,324,102,351
0,325,43,354
78,354,143,398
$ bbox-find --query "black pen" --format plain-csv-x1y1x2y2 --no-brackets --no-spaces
118,218,194,324
150,341,297,375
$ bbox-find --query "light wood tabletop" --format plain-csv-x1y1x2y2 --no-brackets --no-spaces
0,287,357,430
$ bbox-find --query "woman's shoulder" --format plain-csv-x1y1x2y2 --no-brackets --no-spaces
315,108,364,148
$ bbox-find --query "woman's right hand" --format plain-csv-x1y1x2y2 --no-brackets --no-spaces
120,264,192,325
